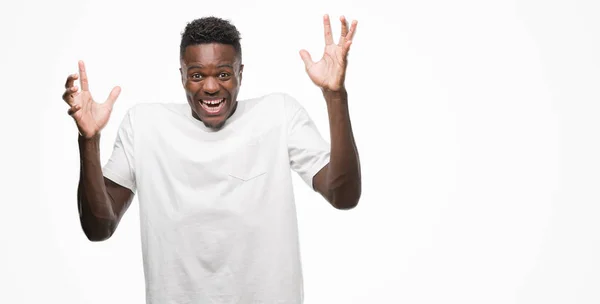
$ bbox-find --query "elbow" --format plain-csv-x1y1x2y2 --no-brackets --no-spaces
84,230,114,242
332,200,359,210
80,217,117,242
330,184,361,210
77,195,118,242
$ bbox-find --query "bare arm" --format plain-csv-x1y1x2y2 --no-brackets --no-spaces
313,89,361,209
300,15,361,209
77,134,134,241
63,61,132,240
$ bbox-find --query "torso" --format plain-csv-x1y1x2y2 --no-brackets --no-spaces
130,94,304,303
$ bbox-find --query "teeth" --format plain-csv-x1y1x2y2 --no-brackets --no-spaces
201,98,224,105
199,99,225,114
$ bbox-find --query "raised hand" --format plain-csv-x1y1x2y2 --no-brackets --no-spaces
62,61,121,139
299,14,358,92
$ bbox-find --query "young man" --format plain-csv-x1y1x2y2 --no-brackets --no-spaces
63,15,361,303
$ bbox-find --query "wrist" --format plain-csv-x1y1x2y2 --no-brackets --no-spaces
78,132,100,144
322,87,348,104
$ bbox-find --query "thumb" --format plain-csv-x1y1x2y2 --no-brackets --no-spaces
105,86,121,107
299,49,314,70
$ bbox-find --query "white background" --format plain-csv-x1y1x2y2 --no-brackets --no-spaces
1,0,599,303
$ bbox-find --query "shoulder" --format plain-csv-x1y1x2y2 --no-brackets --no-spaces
242,92,303,118
117,103,186,132
127,102,183,115
232,93,304,134
123,102,186,122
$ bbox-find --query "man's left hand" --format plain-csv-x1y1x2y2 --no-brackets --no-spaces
300,14,358,92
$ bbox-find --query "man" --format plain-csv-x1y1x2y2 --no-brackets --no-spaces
62,15,361,303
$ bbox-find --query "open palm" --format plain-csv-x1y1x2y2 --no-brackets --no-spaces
300,15,358,92
63,61,121,139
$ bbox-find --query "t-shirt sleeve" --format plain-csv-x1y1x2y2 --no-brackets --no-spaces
285,94,331,190
103,109,136,192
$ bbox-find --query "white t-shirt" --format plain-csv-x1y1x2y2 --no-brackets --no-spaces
102,92,331,304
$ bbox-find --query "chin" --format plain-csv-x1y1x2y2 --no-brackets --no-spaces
202,119,227,130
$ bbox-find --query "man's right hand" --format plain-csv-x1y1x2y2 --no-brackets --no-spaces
63,60,121,139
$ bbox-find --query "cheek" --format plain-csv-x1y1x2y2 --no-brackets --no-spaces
184,82,200,94
226,79,241,93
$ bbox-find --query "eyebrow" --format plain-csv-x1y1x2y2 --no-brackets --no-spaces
188,64,234,70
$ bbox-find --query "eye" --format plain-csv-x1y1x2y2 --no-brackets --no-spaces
191,73,202,80
218,72,231,79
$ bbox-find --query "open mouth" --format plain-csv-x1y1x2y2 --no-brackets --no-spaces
198,98,226,115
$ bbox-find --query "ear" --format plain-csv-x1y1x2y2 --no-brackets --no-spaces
179,67,185,87
238,64,244,85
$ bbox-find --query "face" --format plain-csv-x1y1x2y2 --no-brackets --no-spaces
180,43,243,130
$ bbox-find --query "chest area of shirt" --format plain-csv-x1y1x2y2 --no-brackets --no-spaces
138,125,286,189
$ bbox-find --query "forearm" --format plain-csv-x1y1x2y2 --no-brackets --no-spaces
77,134,117,240
323,88,361,208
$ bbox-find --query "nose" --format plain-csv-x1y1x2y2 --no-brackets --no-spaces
203,77,220,95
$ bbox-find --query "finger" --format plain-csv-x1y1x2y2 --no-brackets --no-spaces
323,14,334,45
299,50,314,71
64,74,79,89
67,104,81,116
339,15,349,45
105,86,121,107
78,60,90,91
62,85,79,105
347,20,358,41
343,40,353,56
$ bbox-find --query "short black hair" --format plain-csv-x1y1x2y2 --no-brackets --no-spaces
180,16,242,61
